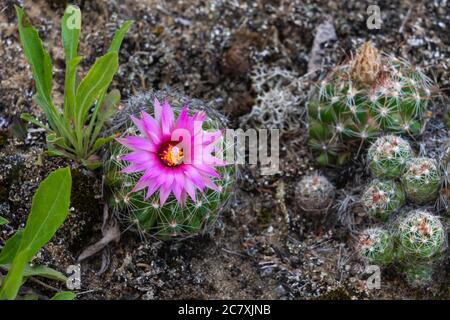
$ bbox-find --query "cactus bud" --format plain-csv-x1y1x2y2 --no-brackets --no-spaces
350,41,382,86
367,135,413,179
402,157,441,204
361,179,405,221
357,227,395,265
295,173,335,213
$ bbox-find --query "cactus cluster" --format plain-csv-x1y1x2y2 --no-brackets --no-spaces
363,136,441,212
357,209,446,288
308,42,432,166
295,173,335,213
356,135,448,287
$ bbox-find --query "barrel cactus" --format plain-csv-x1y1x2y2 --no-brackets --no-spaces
402,157,441,204
361,179,405,221
295,173,335,213
367,135,413,179
308,41,431,166
397,209,446,261
105,91,235,239
357,227,395,265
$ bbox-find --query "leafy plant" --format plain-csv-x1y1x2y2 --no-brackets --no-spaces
16,5,133,169
0,167,73,300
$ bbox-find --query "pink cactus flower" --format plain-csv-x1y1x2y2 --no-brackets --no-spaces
117,98,225,206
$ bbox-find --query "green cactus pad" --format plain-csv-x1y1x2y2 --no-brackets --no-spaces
361,179,405,221
358,227,395,265
402,157,441,204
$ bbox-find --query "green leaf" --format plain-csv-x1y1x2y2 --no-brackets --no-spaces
0,264,67,282
91,135,117,153
87,89,121,149
51,291,76,300
0,216,8,226
23,265,67,282
0,230,23,265
63,56,82,123
0,167,72,300
98,89,121,122
15,6,55,120
108,20,133,54
75,52,118,127
61,5,81,61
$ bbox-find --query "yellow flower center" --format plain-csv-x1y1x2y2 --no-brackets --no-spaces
159,142,184,167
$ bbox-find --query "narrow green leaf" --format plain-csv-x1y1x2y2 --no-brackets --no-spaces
0,167,72,300
75,52,118,128
61,5,81,61
63,56,82,123
87,89,121,149
22,294,39,300
98,89,121,122
23,265,67,282
0,230,23,265
15,6,54,117
0,216,8,226
91,135,117,153
51,291,76,300
108,20,133,53
1,264,67,282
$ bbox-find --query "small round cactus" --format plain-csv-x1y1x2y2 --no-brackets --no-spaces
308,41,431,166
357,227,395,265
367,135,413,179
404,263,435,288
295,173,335,212
397,209,446,261
361,179,405,221
402,157,441,204
104,91,236,239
